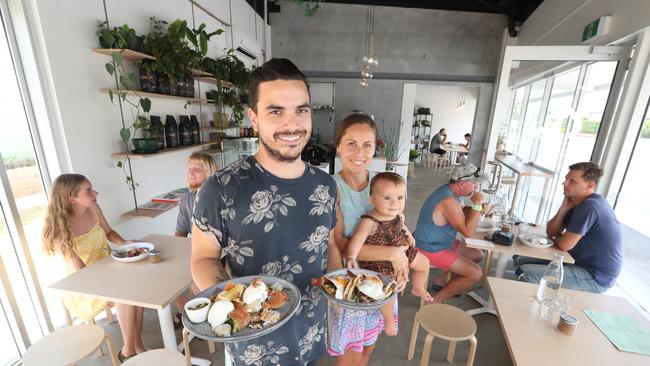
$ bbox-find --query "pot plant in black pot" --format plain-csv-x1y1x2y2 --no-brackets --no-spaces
96,21,137,49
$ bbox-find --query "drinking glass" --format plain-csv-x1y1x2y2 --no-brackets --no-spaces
540,297,557,321
519,223,530,236
556,293,575,314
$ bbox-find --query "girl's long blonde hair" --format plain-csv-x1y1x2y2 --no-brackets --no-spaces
42,174,88,260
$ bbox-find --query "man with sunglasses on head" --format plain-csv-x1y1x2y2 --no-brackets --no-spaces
413,160,487,303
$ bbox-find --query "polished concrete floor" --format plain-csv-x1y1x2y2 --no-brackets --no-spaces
81,166,517,366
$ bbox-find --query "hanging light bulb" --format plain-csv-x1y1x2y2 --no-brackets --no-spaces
361,70,373,78
360,78,368,87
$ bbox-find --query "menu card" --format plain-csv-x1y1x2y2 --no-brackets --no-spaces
583,309,650,356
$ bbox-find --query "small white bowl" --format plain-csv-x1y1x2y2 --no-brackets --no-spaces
184,297,212,323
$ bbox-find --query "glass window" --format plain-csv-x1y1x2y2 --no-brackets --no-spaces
516,81,546,161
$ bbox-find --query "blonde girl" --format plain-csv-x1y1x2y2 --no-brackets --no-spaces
43,174,145,362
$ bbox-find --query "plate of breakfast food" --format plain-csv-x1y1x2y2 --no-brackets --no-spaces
182,276,300,342
315,269,397,310
110,242,154,263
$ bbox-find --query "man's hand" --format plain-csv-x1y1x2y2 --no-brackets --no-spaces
471,191,485,205
560,196,575,211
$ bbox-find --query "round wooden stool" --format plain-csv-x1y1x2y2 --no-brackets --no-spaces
408,303,477,366
122,349,187,366
23,323,118,366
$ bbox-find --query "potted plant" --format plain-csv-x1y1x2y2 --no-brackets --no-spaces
379,121,407,171
144,18,222,96
96,22,137,49
206,86,242,127
408,148,421,175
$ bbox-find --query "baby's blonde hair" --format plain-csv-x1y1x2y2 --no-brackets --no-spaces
42,174,88,260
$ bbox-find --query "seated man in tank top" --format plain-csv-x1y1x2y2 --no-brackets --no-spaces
413,161,487,303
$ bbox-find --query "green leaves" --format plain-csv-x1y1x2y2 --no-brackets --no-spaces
105,62,114,75
140,98,151,112
120,128,131,143
111,52,123,65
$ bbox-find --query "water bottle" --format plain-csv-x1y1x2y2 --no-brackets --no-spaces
536,253,564,301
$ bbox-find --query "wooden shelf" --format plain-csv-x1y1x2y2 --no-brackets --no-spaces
122,205,177,219
92,48,155,61
196,76,234,88
93,48,214,79
99,88,210,104
111,142,217,159
204,148,223,154
201,126,238,133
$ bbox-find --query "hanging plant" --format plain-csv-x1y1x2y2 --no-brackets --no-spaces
289,0,321,16
104,51,154,190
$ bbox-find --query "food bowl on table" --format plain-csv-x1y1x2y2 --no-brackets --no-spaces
518,234,553,249
110,242,155,263
316,269,398,310
184,297,212,323
182,275,300,342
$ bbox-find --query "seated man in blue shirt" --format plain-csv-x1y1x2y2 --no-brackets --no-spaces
515,162,622,293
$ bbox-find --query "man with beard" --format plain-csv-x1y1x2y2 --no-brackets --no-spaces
515,162,622,293
175,152,219,237
191,58,342,366
413,160,486,303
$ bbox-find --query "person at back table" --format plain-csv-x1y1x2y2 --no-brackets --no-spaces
429,128,447,156
171,152,218,328
461,133,472,150
413,160,487,303
175,152,219,237
515,162,622,293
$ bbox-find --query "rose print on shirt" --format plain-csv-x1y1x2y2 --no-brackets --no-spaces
242,185,296,232
261,255,302,282
299,225,329,263
309,185,335,216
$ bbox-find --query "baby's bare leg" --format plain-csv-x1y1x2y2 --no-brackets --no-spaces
410,252,434,303
380,298,397,336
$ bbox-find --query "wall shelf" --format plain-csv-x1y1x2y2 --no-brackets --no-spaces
196,76,234,88
92,48,155,61
122,205,177,219
99,88,211,104
111,142,217,159
201,126,238,133
93,48,225,80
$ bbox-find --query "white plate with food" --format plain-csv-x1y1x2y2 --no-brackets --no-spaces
475,220,496,233
182,276,300,342
519,234,553,249
316,269,397,310
110,242,154,263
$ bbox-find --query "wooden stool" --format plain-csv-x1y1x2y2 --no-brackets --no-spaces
122,349,188,366
23,323,119,366
61,300,114,357
408,304,477,366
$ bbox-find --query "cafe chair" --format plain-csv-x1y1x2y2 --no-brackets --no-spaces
23,323,119,366
121,349,189,366
408,303,478,366
61,299,114,357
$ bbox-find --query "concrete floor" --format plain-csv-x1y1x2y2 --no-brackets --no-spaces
81,166,516,366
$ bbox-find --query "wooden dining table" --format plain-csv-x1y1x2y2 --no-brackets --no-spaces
488,277,650,366
442,143,468,167
48,234,198,357
463,223,574,316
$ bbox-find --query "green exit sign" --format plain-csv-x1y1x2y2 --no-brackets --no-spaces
582,16,611,43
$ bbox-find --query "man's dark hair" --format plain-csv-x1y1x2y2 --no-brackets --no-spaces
464,133,471,138
439,128,446,133
370,172,405,195
569,162,603,184
249,58,308,112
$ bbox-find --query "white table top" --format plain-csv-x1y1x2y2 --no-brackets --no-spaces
488,277,650,366
464,224,575,263
495,154,553,177
49,234,192,310
442,143,468,153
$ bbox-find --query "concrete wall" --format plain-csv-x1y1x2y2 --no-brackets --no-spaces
31,0,266,239
518,0,650,46
271,1,506,77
